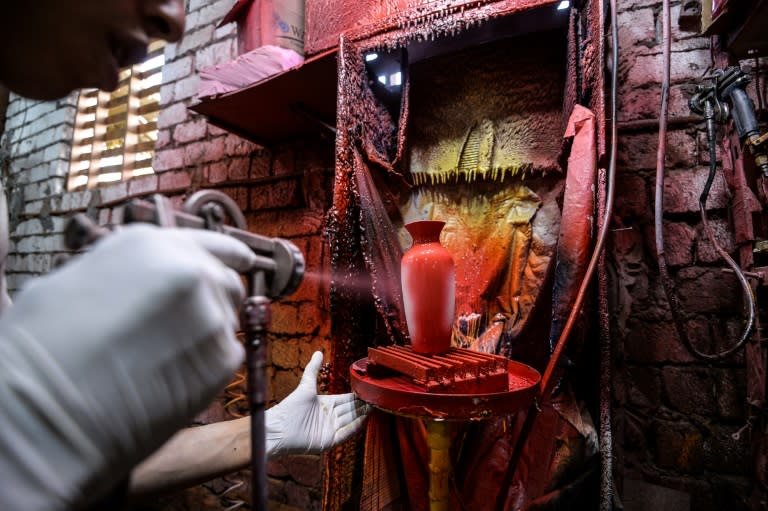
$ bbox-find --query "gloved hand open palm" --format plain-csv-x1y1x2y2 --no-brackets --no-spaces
266,351,369,456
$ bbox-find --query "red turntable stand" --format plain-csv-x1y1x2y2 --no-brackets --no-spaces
350,346,541,510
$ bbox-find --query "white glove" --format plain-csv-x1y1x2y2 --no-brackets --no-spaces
266,351,370,456
0,224,256,511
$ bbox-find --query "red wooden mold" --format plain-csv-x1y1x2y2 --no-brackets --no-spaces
367,345,510,393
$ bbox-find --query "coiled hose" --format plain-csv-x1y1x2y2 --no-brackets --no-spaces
654,0,755,361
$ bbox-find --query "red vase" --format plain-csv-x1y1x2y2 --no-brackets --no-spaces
401,220,456,355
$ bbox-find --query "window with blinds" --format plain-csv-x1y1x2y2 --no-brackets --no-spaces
68,40,165,190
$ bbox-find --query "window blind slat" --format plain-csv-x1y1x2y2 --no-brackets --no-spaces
98,146,127,159
134,140,156,153
103,111,129,126
68,42,165,191
79,104,98,116
95,163,125,175
137,84,162,99
137,122,158,135
137,103,160,117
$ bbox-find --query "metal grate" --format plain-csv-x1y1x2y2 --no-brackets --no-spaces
68,40,165,190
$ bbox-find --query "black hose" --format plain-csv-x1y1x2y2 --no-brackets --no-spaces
655,0,755,362
695,104,755,359
755,58,764,114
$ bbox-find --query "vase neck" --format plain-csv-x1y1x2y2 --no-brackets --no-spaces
405,220,446,244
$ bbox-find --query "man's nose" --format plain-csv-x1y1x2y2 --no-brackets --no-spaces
142,0,186,43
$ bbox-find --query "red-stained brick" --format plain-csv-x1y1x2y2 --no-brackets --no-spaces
675,266,743,314
662,221,696,267
158,170,192,191
662,168,729,214
250,180,301,210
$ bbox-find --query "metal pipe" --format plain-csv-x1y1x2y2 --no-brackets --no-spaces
654,0,681,362
598,4,620,504
617,115,701,132
599,0,619,506
241,286,270,511
599,219,613,511
426,420,451,511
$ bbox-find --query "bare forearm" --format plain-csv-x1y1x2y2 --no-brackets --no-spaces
128,417,251,498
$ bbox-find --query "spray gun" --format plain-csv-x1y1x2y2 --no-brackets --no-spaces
689,66,768,177
64,190,305,510
65,190,304,298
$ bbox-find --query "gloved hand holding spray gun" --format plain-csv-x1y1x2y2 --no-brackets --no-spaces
0,190,368,510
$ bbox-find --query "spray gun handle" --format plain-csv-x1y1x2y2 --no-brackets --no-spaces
64,192,305,300
722,84,760,141
718,69,768,176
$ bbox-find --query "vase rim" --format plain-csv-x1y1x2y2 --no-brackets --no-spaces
405,220,446,228
404,220,446,241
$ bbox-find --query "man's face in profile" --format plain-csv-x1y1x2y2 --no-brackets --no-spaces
0,0,186,100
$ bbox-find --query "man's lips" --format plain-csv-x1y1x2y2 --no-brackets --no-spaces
110,34,149,69
98,35,149,91
116,42,149,69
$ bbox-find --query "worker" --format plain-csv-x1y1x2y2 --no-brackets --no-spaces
0,1,368,510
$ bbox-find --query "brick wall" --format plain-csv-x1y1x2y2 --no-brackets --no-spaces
0,1,333,509
1,94,77,291
611,0,759,509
